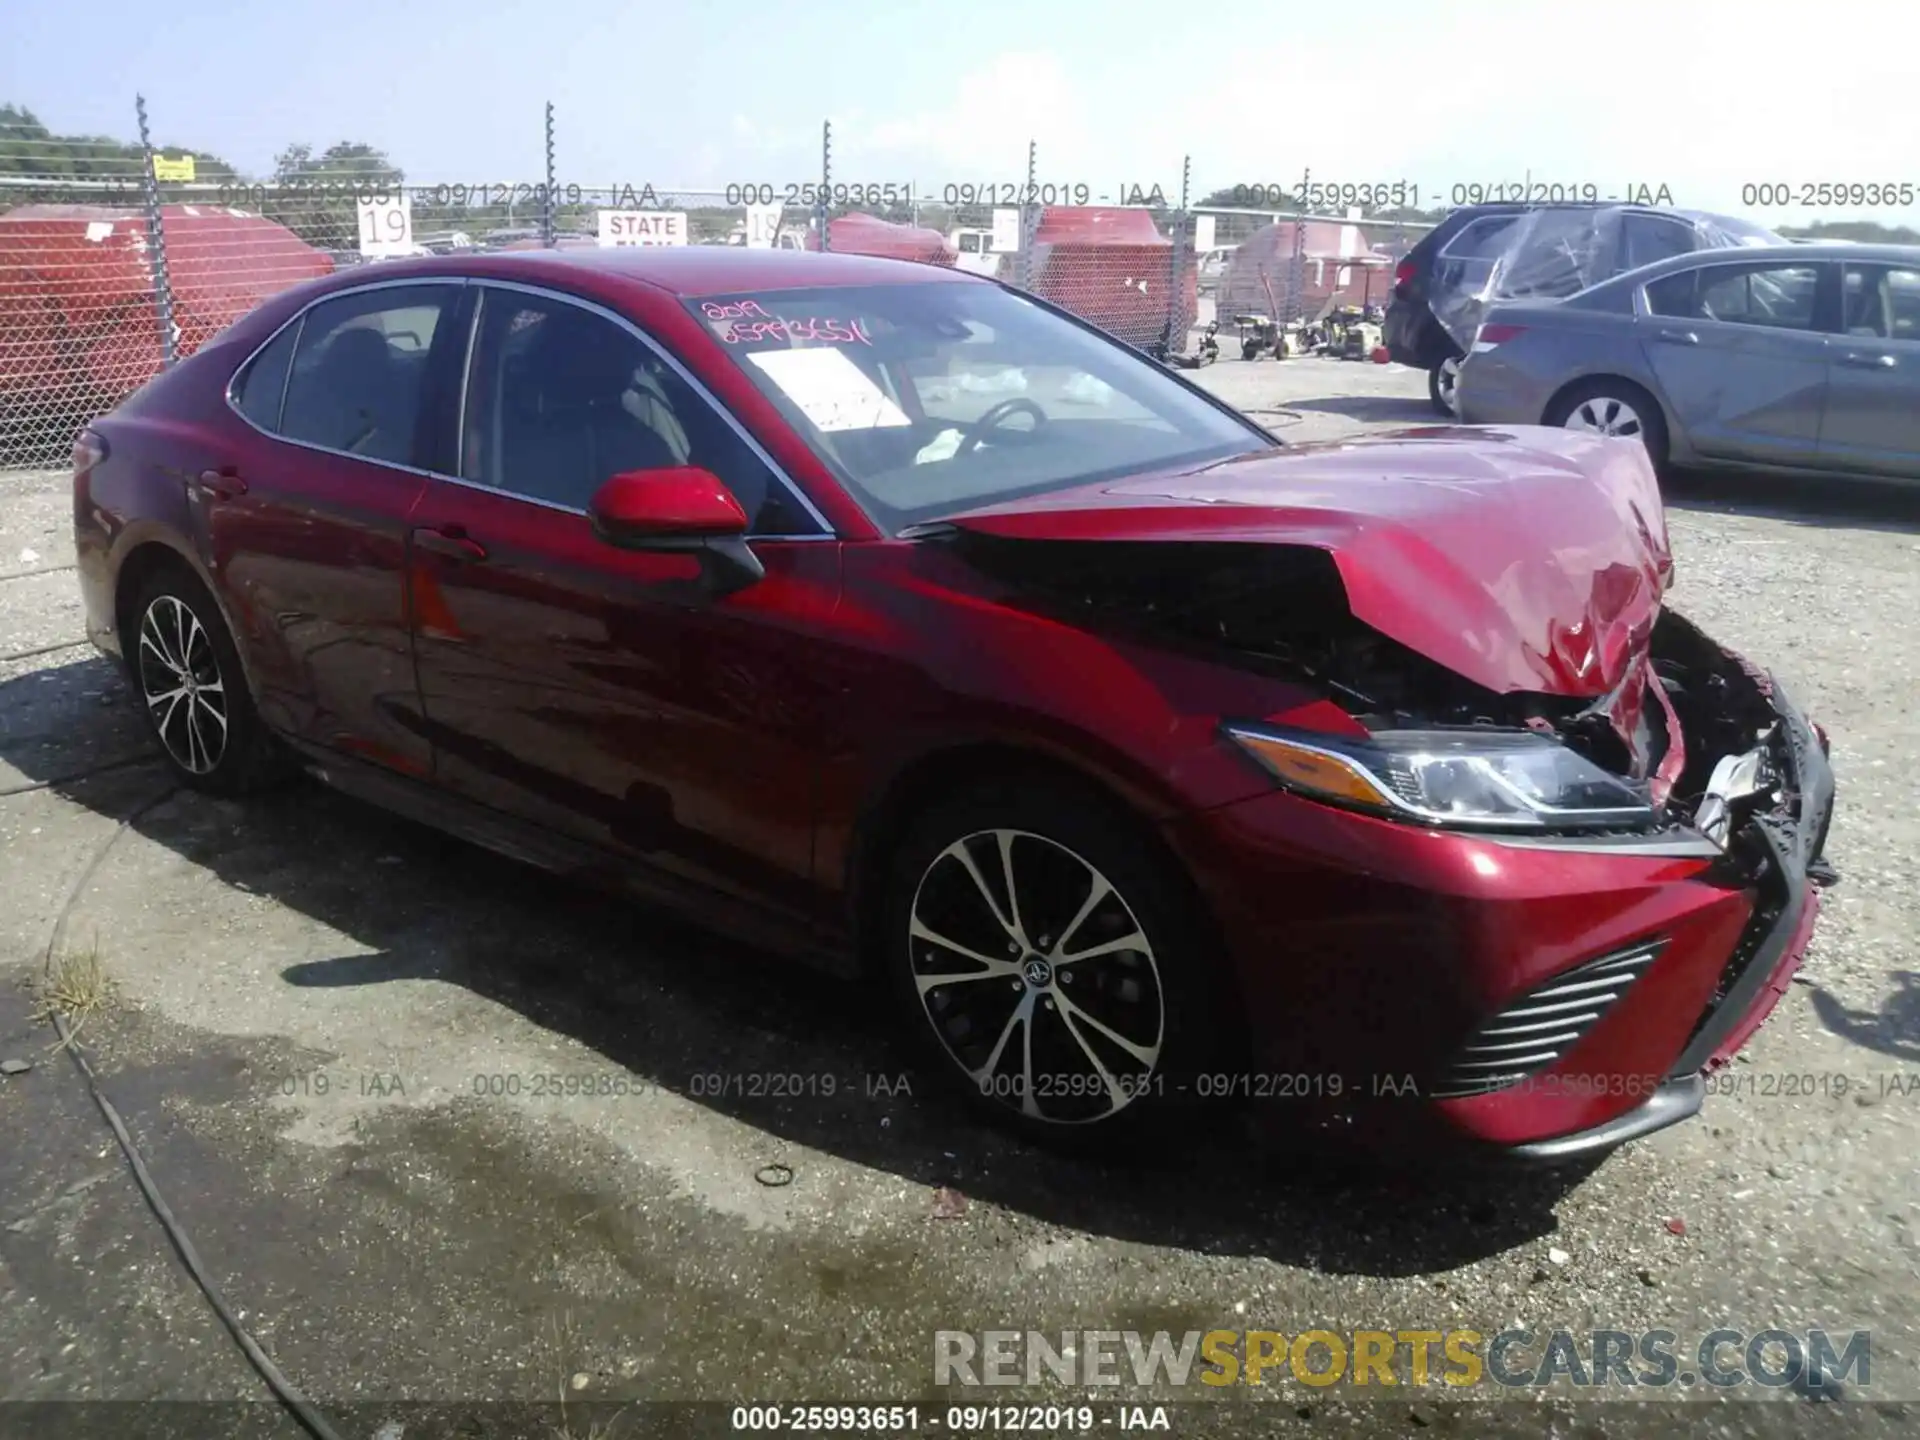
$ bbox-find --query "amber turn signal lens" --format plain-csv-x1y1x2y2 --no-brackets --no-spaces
1228,731,1394,809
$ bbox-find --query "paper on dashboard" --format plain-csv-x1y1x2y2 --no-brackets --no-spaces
747,347,911,432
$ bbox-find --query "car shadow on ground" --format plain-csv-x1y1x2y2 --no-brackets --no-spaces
1663,469,1920,536
1281,392,1439,425
3,653,1609,1278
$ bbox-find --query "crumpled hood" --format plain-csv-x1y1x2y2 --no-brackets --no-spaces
941,425,1672,698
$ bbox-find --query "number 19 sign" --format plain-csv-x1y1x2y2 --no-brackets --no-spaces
356,193,414,258
597,210,689,247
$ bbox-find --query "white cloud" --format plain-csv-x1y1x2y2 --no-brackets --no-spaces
841,52,1094,178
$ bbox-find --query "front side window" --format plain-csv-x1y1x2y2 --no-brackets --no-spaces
688,283,1269,533
277,286,455,464
1841,264,1920,340
459,290,813,533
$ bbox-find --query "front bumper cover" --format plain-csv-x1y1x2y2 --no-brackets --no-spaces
1496,676,1836,1165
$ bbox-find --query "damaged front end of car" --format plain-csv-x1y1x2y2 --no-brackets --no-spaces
932,432,1835,1155
943,527,1830,872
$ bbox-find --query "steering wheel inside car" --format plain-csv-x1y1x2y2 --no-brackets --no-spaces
955,397,1049,455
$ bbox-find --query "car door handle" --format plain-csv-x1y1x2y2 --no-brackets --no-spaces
412,527,488,563
1655,329,1699,345
192,467,248,499
1840,352,1896,368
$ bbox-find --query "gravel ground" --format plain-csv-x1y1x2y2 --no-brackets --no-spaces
0,355,1915,1439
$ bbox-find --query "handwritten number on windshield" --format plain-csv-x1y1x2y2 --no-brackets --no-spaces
702,299,873,345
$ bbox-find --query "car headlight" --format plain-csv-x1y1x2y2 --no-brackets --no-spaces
1222,724,1656,832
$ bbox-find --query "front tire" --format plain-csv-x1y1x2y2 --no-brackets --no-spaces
127,563,287,795
881,775,1233,1149
1428,355,1461,415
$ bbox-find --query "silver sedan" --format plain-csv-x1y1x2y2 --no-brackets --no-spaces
1455,243,1920,481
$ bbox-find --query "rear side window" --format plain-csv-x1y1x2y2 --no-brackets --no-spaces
232,321,299,430
1652,263,1821,330
277,286,456,464
1431,215,1523,296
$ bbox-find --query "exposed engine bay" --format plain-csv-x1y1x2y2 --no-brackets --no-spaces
948,535,1800,847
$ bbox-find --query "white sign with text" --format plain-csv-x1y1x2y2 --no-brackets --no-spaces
989,207,1021,254
596,210,689,247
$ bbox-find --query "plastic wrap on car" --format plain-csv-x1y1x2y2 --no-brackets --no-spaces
1429,207,1777,353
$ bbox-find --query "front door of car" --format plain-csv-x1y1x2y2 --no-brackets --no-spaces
1638,260,1835,467
405,283,842,919
1817,261,1920,477
212,281,463,776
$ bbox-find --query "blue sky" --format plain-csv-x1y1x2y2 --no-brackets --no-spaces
5,0,1917,226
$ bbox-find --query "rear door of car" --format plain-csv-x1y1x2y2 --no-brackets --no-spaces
1421,210,1546,352
1386,209,1513,359
217,279,463,775
403,279,842,919
1817,259,1920,476
1637,258,1837,466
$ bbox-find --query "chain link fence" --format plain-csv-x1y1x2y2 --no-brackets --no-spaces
1,99,1438,468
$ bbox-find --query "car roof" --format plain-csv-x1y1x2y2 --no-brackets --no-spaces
1618,241,1920,278
1710,241,1920,262
396,246,984,296
1442,201,1763,229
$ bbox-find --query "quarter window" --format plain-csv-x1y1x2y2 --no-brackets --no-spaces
232,320,300,430
277,286,455,464
459,290,812,533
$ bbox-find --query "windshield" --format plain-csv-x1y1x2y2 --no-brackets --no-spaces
688,282,1272,533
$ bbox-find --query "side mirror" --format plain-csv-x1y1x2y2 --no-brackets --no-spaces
587,466,765,595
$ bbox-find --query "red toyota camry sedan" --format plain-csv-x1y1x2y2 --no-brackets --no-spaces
72,247,1836,1161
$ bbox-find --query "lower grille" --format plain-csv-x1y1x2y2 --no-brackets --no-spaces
1429,940,1666,1099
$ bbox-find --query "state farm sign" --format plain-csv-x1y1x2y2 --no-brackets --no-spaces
596,210,689,247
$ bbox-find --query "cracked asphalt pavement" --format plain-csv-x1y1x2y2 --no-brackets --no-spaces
1,359,1916,1439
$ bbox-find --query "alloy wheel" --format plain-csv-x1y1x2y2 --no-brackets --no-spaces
137,593,228,774
1436,356,1460,412
1563,394,1644,438
907,828,1165,1125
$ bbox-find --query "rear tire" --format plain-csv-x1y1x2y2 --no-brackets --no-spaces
1544,378,1671,473
880,774,1235,1152
126,562,288,795
1428,355,1461,416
